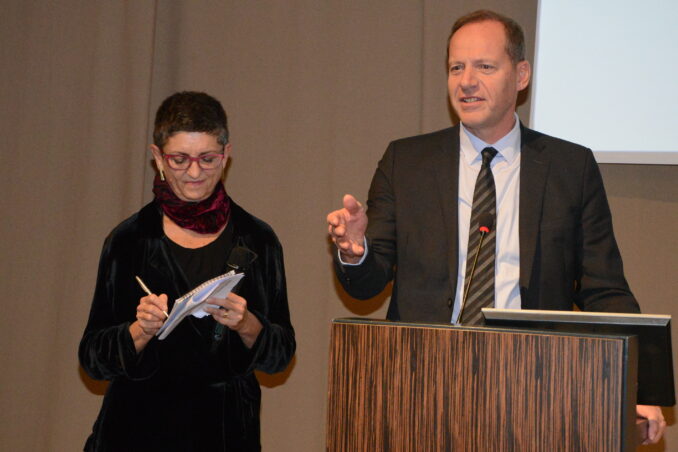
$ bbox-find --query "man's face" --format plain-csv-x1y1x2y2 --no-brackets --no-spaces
151,132,230,202
447,20,530,143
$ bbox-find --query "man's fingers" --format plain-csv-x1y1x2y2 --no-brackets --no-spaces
351,242,365,256
642,421,658,445
647,418,666,444
342,194,363,215
332,224,346,237
328,195,365,237
328,196,367,258
327,211,341,227
327,211,349,240
636,405,666,444
648,422,659,443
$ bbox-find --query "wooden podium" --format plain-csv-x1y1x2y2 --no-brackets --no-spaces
326,318,638,451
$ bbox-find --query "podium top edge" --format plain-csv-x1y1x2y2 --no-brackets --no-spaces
483,308,671,326
332,317,462,329
329,317,637,339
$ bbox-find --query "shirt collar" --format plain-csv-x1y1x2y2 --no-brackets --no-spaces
459,114,521,166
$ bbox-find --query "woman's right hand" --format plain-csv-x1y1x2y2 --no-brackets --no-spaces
136,294,169,336
129,294,168,352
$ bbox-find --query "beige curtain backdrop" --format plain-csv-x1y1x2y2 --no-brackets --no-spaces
1,1,676,450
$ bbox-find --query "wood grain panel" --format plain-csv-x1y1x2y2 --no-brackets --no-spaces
327,320,634,451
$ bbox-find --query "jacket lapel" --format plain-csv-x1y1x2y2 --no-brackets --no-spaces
519,125,550,291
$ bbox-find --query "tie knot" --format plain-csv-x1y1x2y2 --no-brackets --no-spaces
481,147,498,166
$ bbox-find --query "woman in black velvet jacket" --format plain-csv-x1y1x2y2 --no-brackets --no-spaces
79,92,295,451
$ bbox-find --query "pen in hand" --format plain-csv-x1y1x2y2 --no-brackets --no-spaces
135,275,169,319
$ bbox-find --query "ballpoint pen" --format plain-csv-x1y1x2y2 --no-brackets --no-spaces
135,275,169,318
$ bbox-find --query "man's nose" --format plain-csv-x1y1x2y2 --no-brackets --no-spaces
460,68,477,89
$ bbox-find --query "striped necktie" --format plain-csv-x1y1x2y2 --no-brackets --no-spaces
460,147,498,325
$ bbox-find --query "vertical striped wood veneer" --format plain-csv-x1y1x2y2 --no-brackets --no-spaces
326,320,633,451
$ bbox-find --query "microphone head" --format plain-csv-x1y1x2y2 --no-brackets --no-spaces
227,246,258,271
478,212,494,234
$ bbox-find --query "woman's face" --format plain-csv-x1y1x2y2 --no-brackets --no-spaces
151,132,231,202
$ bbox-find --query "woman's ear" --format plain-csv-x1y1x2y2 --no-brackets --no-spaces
223,143,232,168
150,145,165,181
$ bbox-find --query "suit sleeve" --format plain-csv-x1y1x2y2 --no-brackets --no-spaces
333,142,398,299
574,150,640,313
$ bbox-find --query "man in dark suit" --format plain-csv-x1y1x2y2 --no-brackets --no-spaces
326,9,665,444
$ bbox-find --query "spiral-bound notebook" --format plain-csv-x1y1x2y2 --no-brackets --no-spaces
156,271,245,340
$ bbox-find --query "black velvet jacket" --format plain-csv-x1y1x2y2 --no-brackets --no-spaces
79,201,295,451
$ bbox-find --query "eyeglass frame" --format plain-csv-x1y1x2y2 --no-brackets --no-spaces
160,149,226,171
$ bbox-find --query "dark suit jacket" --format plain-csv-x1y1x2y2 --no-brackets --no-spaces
335,124,639,322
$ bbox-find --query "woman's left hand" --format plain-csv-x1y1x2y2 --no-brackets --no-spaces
205,293,263,348
205,292,249,331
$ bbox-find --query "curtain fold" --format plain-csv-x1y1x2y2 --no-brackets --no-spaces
0,2,157,450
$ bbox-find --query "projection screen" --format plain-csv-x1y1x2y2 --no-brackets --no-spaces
530,0,678,164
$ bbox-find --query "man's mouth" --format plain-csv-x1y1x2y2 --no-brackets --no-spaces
461,97,482,103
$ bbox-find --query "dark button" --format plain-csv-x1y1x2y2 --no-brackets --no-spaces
447,298,453,308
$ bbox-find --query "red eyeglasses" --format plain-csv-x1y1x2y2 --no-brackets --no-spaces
162,152,225,170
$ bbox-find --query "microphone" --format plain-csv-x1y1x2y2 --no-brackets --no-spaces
226,245,258,273
476,212,493,236
457,212,494,323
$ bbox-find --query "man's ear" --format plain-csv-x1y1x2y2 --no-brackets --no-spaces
516,60,531,91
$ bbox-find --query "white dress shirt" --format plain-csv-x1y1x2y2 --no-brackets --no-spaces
452,116,522,323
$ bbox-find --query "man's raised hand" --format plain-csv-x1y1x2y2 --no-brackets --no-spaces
327,194,368,264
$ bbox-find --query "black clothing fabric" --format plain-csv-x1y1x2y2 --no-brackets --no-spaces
167,219,235,287
79,201,295,451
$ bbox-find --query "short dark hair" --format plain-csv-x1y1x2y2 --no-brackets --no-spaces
449,10,526,64
153,91,229,148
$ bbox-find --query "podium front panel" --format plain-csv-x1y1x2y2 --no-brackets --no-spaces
326,319,636,451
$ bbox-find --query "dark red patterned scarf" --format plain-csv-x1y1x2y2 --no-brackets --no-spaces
152,175,231,234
